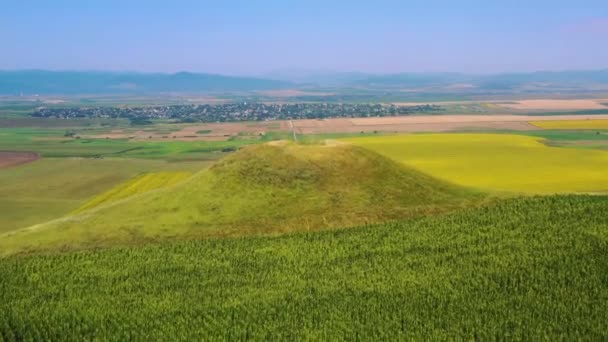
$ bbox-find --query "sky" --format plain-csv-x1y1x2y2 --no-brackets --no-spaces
1,0,607,75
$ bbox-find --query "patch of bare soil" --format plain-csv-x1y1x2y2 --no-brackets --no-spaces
0,151,40,169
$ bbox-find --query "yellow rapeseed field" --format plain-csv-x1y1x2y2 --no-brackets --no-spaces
342,134,608,194
530,119,608,129
74,172,192,213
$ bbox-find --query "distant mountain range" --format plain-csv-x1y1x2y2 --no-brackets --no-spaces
0,70,292,95
1,69,608,95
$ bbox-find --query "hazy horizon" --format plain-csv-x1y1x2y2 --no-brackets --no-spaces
2,0,608,75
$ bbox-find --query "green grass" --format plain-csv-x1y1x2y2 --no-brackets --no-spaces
342,133,608,194
0,158,209,233
259,131,295,141
0,142,481,255
0,195,606,339
73,172,193,214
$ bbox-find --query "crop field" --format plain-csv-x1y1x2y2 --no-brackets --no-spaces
290,114,608,135
530,119,608,130
0,158,208,233
73,172,193,213
93,121,287,142
342,133,608,193
1,195,607,340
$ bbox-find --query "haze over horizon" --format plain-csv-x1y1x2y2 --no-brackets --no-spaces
2,0,608,75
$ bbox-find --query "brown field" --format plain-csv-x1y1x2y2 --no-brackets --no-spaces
0,151,39,169
292,114,608,134
91,121,288,141
498,99,608,110
392,98,608,111
391,100,522,107
89,114,608,141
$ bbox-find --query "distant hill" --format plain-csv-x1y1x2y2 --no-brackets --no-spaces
352,72,470,87
262,69,374,86
263,69,608,90
3,69,608,95
0,70,291,95
350,70,608,90
0,142,481,255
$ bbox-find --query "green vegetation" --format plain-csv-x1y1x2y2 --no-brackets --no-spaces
2,113,608,339
343,133,608,194
0,142,480,255
0,159,208,233
195,129,212,134
1,195,606,339
73,172,193,214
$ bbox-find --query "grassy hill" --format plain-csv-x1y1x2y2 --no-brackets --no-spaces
72,171,193,214
0,142,480,255
1,195,606,339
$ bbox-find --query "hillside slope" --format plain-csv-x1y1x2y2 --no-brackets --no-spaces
0,142,481,255
72,172,193,214
1,195,607,339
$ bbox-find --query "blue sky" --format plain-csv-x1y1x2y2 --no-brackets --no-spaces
1,0,607,74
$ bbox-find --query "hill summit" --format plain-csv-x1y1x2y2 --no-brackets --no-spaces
0,142,481,255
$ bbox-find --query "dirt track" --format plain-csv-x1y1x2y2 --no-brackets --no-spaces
0,152,40,169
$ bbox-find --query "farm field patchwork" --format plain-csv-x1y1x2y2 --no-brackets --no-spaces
342,133,608,194
0,127,262,161
2,114,608,339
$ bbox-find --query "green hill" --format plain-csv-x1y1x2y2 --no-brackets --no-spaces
1,195,607,339
0,142,480,255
